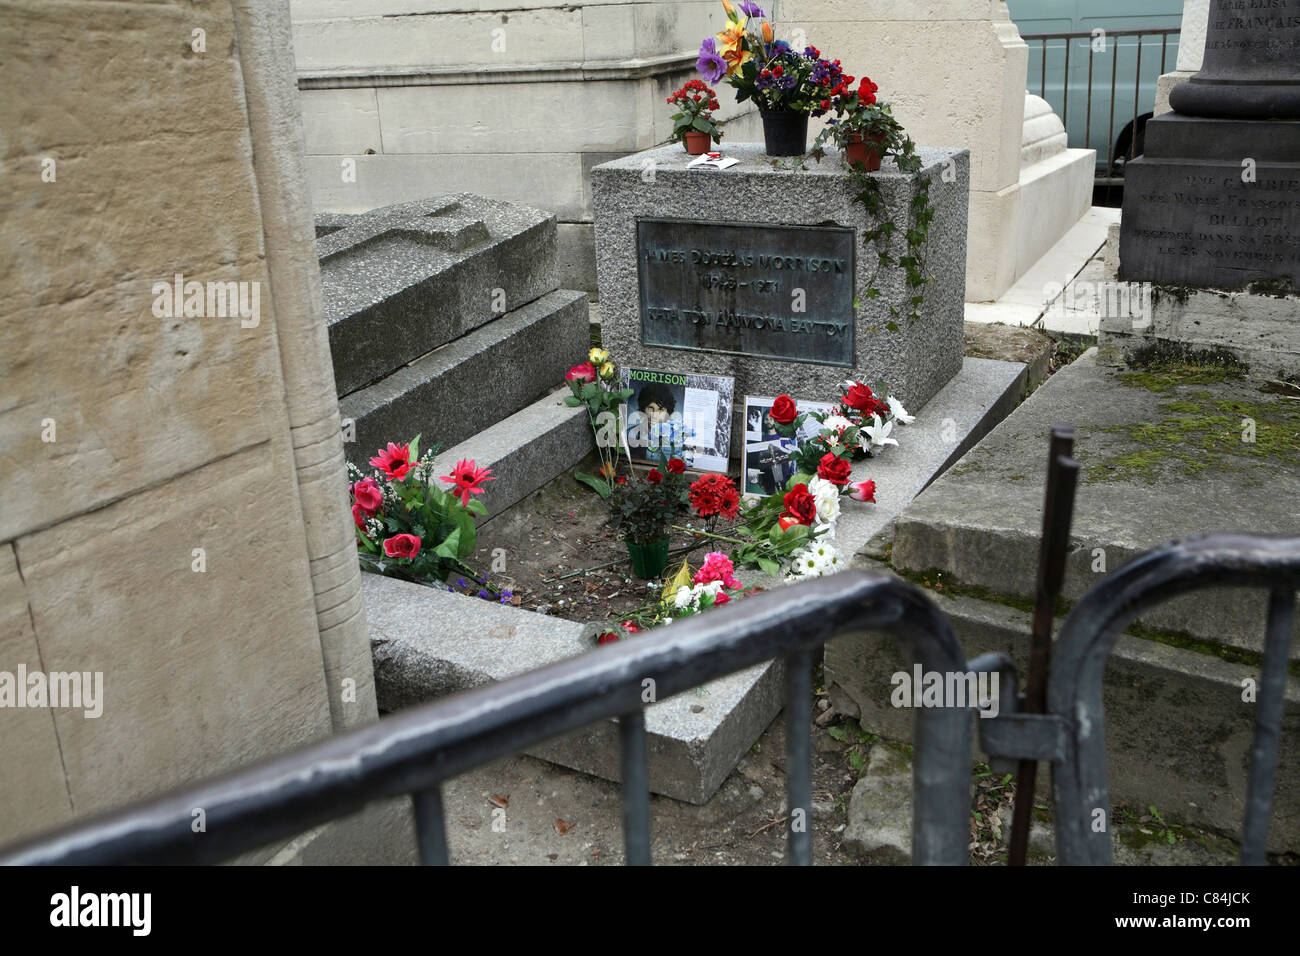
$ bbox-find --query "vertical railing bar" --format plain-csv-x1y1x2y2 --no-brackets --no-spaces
1241,589,1294,865
1131,34,1143,160
1085,46,1094,153
1063,38,1071,131
1160,31,1168,78
785,649,814,866
412,785,450,866
619,711,652,866
1107,36,1118,183
1040,39,1047,99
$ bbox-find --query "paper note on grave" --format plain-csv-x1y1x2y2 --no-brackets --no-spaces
683,387,717,448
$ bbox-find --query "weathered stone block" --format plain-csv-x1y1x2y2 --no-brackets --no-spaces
318,193,558,395
592,144,970,413
339,289,588,463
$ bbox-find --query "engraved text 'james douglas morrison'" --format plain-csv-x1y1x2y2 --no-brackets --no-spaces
636,218,856,367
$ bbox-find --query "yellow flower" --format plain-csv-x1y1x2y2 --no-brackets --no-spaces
599,361,616,380
716,18,752,74
589,347,610,365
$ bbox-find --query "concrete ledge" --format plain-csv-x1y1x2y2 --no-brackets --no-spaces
363,574,783,804
825,558,1300,854
440,391,595,522
340,289,589,465
1098,286,1300,380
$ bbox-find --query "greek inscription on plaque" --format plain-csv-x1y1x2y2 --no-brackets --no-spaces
636,218,856,367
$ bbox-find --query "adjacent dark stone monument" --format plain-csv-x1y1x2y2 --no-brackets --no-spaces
1119,3,1300,290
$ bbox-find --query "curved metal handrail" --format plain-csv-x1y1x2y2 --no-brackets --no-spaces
1049,534,1300,865
0,570,973,866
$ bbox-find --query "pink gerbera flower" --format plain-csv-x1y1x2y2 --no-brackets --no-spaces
441,458,496,506
369,442,413,481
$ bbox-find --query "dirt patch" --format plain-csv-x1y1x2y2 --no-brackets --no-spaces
466,458,747,632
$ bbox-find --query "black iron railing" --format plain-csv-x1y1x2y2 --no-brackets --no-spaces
1021,28,1182,187
0,571,990,866
1,534,1295,866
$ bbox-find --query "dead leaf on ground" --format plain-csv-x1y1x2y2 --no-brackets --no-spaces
488,794,509,809
554,818,576,835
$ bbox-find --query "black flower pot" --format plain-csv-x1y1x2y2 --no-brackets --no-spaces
760,109,809,156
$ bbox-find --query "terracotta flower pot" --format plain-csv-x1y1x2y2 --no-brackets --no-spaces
627,539,671,579
760,108,809,156
683,130,712,155
844,132,887,171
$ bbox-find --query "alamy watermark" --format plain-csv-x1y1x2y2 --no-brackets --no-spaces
890,664,1000,718
1042,279,1153,329
0,666,103,718
152,273,260,328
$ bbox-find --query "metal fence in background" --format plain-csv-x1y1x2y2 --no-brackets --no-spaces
1022,28,1182,190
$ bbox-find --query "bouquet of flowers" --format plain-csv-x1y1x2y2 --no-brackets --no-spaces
564,347,634,499
348,435,494,587
608,455,690,547
696,2,845,117
668,79,725,152
794,381,913,469
596,552,756,644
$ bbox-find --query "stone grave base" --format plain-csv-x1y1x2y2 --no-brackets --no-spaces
827,348,1300,851
1098,285,1300,381
361,356,1027,803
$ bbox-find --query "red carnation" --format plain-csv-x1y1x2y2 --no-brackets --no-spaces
817,453,852,486
782,483,817,526
382,533,421,560
769,394,798,425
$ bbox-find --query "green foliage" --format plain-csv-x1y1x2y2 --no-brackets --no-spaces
607,452,689,546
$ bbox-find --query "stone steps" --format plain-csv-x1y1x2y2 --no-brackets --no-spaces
340,289,589,467
319,193,557,396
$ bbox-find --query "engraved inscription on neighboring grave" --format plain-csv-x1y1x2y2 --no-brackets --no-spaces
1126,170,1300,284
636,218,856,367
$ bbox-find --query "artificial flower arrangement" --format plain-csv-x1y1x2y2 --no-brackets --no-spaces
607,454,691,578
563,347,634,499
348,436,504,598
596,552,757,644
775,379,914,475
668,79,725,155
696,0,846,155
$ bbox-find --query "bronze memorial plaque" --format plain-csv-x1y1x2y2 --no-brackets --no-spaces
636,217,856,367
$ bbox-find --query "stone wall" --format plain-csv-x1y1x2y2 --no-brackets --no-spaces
290,0,764,295
0,0,376,849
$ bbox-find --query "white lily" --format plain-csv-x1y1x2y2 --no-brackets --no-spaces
864,414,899,450
887,395,915,425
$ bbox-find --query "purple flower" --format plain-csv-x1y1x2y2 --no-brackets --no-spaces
478,589,491,599
499,590,514,604
737,0,765,16
697,37,727,84
456,577,466,587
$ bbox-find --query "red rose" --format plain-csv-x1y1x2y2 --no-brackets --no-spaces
351,477,383,514
843,382,874,409
667,458,686,474
565,362,596,383
850,479,877,503
782,484,817,526
382,533,421,560
647,469,663,484
352,503,367,530
620,621,641,633
777,514,799,531
597,631,620,645
769,394,798,425
820,99,831,111
817,453,852,486
712,591,730,606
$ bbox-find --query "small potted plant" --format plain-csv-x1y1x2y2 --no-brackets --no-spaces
608,455,689,579
668,79,724,155
815,76,904,172
696,1,844,156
